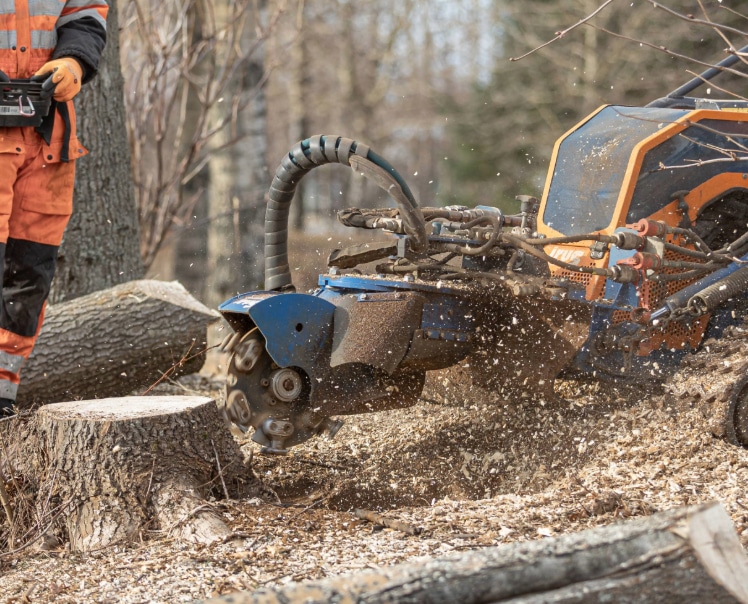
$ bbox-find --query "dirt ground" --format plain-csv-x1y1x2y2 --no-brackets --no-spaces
1,356,747,603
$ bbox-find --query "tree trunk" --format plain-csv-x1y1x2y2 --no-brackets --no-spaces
50,0,144,303
169,0,212,294
287,3,309,232
200,502,748,604
204,1,269,311
17,280,220,406
20,396,265,552
202,2,269,374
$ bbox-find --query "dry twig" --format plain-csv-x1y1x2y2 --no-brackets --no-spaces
354,508,422,536
140,342,217,395
212,439,231,501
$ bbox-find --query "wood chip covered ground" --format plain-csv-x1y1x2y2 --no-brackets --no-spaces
1,363,747,602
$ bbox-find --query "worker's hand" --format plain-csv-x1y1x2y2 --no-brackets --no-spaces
33,58,83,102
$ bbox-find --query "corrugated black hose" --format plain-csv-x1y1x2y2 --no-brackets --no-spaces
264,135,428,291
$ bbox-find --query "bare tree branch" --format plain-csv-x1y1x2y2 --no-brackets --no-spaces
682,70,746,100
509,0,616,62
121,0,287,267
694,0,748,71
646,1,748,39
588,24,748,81
657,155,748,170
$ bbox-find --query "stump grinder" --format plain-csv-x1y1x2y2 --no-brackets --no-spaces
218,47,748,453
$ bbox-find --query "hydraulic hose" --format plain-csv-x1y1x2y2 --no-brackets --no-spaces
501,233,613,277
453,215,502,256
651,251,748,318
662,241,709,260
689,265,748,315
264,135,428,291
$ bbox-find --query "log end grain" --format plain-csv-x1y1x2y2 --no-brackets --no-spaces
37,395,216,421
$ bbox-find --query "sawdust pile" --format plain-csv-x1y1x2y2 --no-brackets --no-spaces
1,364,747,603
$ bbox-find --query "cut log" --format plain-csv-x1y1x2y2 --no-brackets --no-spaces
200,502,748,604
19,396,267,552
17,279,220,406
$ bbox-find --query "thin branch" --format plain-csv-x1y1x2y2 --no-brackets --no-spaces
682,69,746,101
164,504,217,536
677,132,748,157
509,0,616,61
646,1,748,38
121,0,286,269
719,5,748,24
590,24,748,80
0,474,13,548
694,0,748,71
0,498,75,559
613,110,748,154
657,155,748,170
140,342,218,395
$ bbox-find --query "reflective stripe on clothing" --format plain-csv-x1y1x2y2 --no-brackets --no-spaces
0,31,16,50
63,0,101,8
0,0,108,76
58,7,105,29
0,350,24,373
0,302,49,400
31,29,56,49
0,120,71,394
29,0,64,16
59,1,107,28
0,123,71,392
0,378,18,400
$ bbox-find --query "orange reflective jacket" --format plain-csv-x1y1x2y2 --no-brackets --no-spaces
0,0,108,159
0,0,108,79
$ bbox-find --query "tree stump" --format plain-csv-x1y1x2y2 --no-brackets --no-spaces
17,279,221,407
21,396,266,552
201,502,748,604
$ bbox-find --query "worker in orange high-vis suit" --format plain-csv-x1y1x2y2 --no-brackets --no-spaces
0,0,108,416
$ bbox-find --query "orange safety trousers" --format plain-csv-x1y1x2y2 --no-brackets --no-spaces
0,124,79,400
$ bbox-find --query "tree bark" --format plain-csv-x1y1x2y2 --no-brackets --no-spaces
202,2,269,372
200,502,748,604
17,280,220,406
50,0,144,303
21,396,264,552
287,2,309,232
203,1,269,312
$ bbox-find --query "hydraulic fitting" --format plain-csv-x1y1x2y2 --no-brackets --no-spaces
609,264,641,284
612,231,646,250
617,252,663,271
626,219,668,238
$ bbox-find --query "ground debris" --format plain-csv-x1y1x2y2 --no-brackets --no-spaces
0,363,747,603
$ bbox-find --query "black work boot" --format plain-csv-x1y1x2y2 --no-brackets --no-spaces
0,397,15,417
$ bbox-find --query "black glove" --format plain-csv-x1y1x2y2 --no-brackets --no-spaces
0,70,9,83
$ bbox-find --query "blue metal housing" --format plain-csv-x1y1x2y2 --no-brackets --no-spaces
220,275,476,378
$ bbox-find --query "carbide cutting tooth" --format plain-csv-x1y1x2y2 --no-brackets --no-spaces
221,331,243,354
